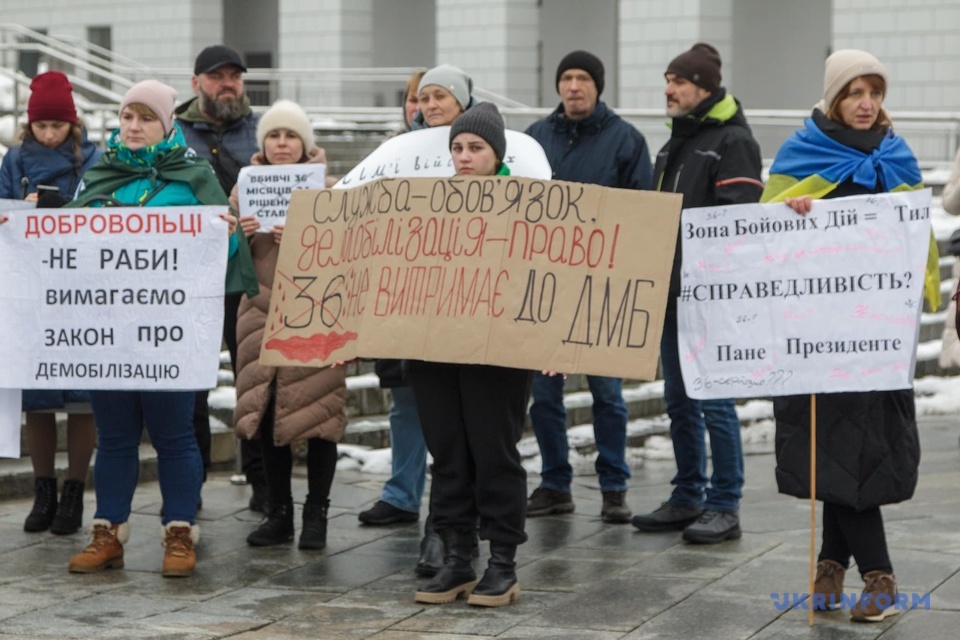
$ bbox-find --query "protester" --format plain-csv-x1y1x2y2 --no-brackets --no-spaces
761,49,934,622
174,44,266,511
231,99,346,551
524,50,652,523
359,69,429,532
64,80,241,578
0,71,101,535
409,102,531,608
630,43,761,544
362,64,480,578
411,64,476,130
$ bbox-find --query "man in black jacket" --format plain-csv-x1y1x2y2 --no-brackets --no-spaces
525,50,653,524
631,43,763,543
175,45,266,513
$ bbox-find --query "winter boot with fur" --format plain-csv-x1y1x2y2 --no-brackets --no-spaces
162,521,199,578
468,543,520,607
24,477,57,532
68,519,129,573
50,479,85,535
414,529,478,604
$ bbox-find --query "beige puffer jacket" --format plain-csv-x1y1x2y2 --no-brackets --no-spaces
233,233,347,446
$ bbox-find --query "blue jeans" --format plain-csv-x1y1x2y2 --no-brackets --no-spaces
379,386,426,513
660,314,744,511
529,373,630,493
90,390,201,525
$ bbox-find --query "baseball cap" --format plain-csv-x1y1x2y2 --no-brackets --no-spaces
194,45,247,75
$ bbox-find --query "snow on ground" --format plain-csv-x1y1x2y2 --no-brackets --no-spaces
333,374,959,480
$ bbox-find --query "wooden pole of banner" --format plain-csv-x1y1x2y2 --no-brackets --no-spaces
808,393,817,626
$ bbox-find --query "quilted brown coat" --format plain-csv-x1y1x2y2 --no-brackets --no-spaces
233,233,346,446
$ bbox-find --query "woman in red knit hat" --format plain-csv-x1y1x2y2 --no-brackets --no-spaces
0,71,102,536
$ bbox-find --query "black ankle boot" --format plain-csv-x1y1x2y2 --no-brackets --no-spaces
414,529,478,604
24,477,58,532
468,543,520,607
50,479,85,535
246,502,294,546
415,515,444,577
299,496,328,551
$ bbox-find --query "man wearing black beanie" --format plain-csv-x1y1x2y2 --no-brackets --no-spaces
631,42,762,544
524,50,652,525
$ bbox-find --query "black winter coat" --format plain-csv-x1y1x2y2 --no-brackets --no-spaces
653,90,763,311
772,112,921,510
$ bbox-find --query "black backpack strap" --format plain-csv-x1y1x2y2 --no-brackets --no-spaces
194,127,245,193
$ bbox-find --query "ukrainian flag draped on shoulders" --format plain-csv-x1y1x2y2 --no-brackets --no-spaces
761,114,940,310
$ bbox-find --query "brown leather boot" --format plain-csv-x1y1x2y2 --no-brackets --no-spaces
68,519,129,573
162,521,199,578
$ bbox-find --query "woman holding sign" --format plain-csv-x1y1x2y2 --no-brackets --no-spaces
231,99,346,551
0,71,101,535
63,80,246,579
408,103,533,608
762,50,934,622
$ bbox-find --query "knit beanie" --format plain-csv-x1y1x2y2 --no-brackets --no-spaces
665,43,722,93
256,99,318,154
555,50,605,96
120,80,178,135
449,102,506,163
27,71,77,124
418,64,473,111
820,49,888,111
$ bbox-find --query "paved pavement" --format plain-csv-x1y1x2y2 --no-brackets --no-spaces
0,416,959,639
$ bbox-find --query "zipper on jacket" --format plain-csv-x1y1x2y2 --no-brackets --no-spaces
672,164,684,192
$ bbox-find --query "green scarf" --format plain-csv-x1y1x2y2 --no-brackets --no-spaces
68,127,258,297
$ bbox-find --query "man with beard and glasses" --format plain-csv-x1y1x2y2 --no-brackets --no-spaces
175,45,267,515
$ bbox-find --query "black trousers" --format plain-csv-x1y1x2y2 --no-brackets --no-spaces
407,361,532,546
259,387,337,505
193,293,265,484
819,502,893,575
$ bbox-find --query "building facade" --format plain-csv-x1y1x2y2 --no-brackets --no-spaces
3,0,959,112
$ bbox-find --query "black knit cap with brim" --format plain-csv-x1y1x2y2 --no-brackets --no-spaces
449,102,506,163
665,42,722,93
555,50,605,96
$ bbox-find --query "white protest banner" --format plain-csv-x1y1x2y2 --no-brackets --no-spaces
0,389,20,458
678,190,933,399
0,206,229,391
1,198,35,212
237,164,326,229
335,126,552,187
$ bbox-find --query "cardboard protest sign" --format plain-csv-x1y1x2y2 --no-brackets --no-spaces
0,389,20,459
259,177,682,379
336,127,552,187
678,190,933,399
0,206,229,390
237,164,326,229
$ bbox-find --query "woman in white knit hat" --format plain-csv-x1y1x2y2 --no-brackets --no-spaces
230,100,346,552
762,50,931,623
